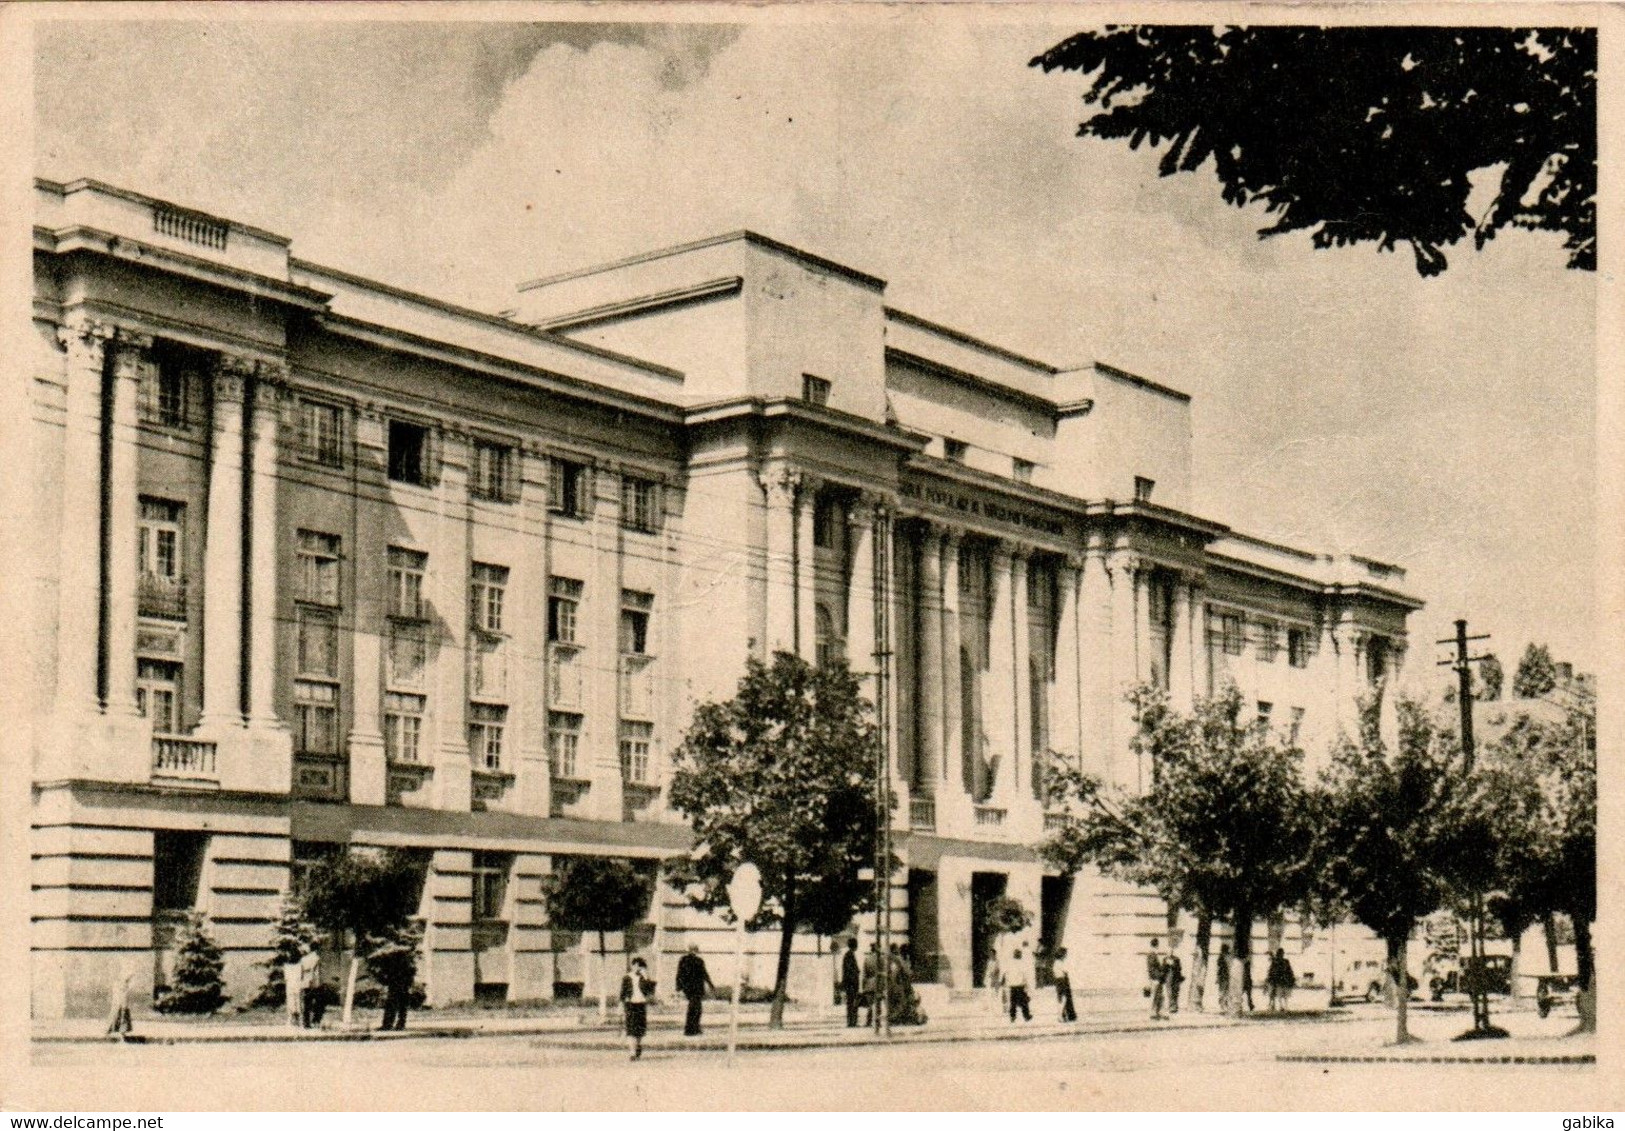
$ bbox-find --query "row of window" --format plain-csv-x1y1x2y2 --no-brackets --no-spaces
1211,612,1313,668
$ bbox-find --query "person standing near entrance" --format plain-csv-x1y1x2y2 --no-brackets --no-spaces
1166,954,1185,1015
840,938,862,1028
298,947,323,1028
282,950,305,1029
676,945,713,1036
1006,941,1034,1022
620,957,654,1061
1053,946,1078,1022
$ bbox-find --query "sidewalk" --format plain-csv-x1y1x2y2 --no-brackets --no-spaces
33,998,1341,1048
1272,1006,1595,1065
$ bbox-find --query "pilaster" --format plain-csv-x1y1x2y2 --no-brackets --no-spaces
1051,555,1083,775
104,330,151,719
984,541,1016,804
940,529,963,795
915,524,944,794
198,355,250,732
53,316,112,717
347,404,388,806
434,428,473,813
759,467,798,655
794,476,821,661
1011,549,1032,801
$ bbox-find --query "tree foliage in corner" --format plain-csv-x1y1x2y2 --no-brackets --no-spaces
665,651,887,1028
300,848,426,1023
1513,642,1559,699
1032,26,1596,276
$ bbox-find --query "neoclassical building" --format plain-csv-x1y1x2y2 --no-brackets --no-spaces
28,177,1420,1018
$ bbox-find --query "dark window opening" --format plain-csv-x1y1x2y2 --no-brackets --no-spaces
388,420,432,485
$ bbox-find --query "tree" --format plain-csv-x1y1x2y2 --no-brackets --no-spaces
300,849,425,1025
539,856,654,1021
665,651,887,1028
252,894,323,1008
1481,699,1596,1031
1032,26,1596,276
154,912,228,1015
1476,653,1504,701
1316,700,1479,1044
1042,685,1318,1017
1513,643,1559,699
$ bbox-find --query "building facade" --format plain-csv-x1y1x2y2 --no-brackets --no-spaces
28,178,1421,1018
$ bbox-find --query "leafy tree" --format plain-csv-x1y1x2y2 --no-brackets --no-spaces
665,651,887,1028
300,848,425,1025
1041,684,1318,1016
540,856,654,1021
1481,700,1596,1030
154,912,228,1015
1032,26,1596,276
1316,700,1478,1044
1476,653,1505,701
1513,643,1559,699
252,894,323,1008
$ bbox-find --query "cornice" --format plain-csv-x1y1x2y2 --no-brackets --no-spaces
535,275,744,333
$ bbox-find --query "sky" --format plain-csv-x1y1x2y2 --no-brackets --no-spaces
31,12,1598,687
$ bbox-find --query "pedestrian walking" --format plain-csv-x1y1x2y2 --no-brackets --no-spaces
676,944,714,1036
1215,943,1232,1013
371,934,416,1032
1166,954,1185,1015
1146,938,1167,1019
105,961,136,1039
620,956,654,1060
1053,946,1077,1022
298,948,323,1028
1006,941,1033,1022
282,950,305,1028
840,938,862,1028
861,942,880,1027
1266,948,1295,1012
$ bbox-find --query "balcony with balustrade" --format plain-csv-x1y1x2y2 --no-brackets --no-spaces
138,574,189,620
152,734,217,781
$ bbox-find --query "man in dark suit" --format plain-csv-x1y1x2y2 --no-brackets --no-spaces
841,938,862,1027
675,944,713,1036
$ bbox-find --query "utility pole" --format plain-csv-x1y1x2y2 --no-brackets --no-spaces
1436,618,1508,1040
871,507,893,1038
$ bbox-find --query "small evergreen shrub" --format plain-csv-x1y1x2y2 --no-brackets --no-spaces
154,913,228,1015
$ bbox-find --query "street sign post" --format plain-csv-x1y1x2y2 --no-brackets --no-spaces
726,862,762,1064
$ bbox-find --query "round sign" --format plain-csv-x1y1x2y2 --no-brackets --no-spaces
727,862,763,921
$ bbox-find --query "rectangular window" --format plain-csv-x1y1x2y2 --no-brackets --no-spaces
1288,627,1311,668
1135,476,1156,503
388,547,428,620
1256,701,1273,725
472,633,507,698
1220,613,1245,656
470,439,517,503
548,577,582,644
619,721,653,785
620,590,653,655
801,374,831,406
386,622,427,689
152,831,207,913
468,703,507,772
295,530,341,606
1256,621,1280,663
548,457,590,519
470,563,508,634
296,607,339,678
140,354,196,430
136,659,182,735
943,438,968,463
387,420,434,486
138,498,187,619
548,712,583,779
293,680,339,755
296,397,345,468
383,692,424,764
620,475,661,533
813,495,840,550
471,852,510,921
1012,458,1035,484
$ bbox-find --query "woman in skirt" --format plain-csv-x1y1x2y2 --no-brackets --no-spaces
619,956,655,1060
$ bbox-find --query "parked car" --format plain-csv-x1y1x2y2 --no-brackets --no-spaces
1524,972,1580,1018
1428,954,1513,1000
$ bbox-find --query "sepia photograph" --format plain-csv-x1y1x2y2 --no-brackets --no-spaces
1,1,1613,1116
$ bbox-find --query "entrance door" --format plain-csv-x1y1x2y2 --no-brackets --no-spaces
969,871,1008,988
907,870,939,983
1039,875,1073,986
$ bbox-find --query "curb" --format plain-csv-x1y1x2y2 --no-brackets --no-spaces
1277,1053,1595,1066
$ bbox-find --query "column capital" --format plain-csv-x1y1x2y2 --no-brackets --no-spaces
213,355,256,403
939,524,964,553
757,465,802,503
1061,551,1087,573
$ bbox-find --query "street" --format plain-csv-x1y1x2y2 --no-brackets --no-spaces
18,1007,1599,1111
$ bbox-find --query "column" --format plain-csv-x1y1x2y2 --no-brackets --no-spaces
795,477,820,661
1078,543,1113,781
348,406,388,805
199,357,250,731
915,525,943,794
1168,572,1194,710
246,367,286,727
53,317,111,715
1051,556,1083,772
760,469,798,655
846,495,877,672
1109,554,1141,792
1188,580,1209,705
103,331,149,717
1011,551,1032,799
940,530,963,793
984,542,1016,804
435,430,473,812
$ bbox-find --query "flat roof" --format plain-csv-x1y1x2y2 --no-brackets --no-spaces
517,229,888,293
